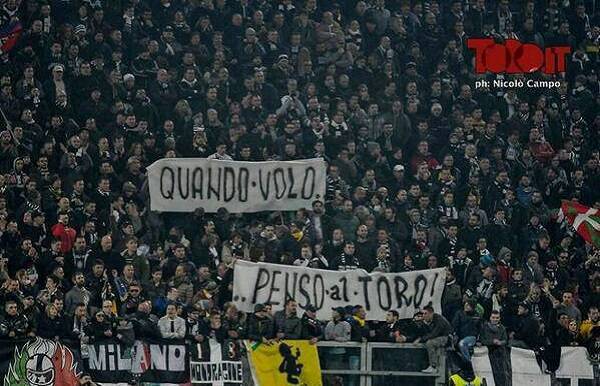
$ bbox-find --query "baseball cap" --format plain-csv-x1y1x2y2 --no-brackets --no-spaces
393,164,405,172
305,304,317,313
254,304,266,313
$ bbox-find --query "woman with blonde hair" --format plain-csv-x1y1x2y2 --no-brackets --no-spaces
173,99,193,133
37,303,65,340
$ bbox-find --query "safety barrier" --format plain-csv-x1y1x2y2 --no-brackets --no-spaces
317,341,446,386
3,337,594,386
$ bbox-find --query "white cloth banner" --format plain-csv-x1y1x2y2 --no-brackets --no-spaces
232,260,446,321
509,347,550,386
472,346,594,386
555,346,595,380
147,158,326,213
471,346,496,385
472,346,550,386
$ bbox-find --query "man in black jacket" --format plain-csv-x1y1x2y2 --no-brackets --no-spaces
400,310,429,343
246,304,275,343
418,305,452,373
451,300,481,361
0,300,31,340
300,304,322,343
376,310,403,342
127,300,158,339
509,302,541,349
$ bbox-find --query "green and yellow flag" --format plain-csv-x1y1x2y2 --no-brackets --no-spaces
245,340,323,386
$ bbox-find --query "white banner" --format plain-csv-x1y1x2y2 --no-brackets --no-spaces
147,158,326,213
555,346,595,380
232,261,446,321
472,346,595,386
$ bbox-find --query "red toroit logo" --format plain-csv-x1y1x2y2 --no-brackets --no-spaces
467,38,571,74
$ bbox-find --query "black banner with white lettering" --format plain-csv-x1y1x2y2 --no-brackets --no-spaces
84,338,188,384
189,339,243,384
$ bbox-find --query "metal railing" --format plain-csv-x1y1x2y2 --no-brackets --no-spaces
316,341,446,386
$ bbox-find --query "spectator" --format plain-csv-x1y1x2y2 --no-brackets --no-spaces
100,300,119,328
168,264,194,306
78,373,99,386
0,300,30,340
376,310,403,343
452,300,481,361
158,303,186,339
85,311,114,343
300,304,322,343
128,300,159,339
555,290,582,323
198,311,227,343
65,303,89,346
330,241,361,271
37,303,66,341
579,306,600,342
274,298,302,339
479,310,509,384
222,303,246,341
119,282,144,316
509,303,541,349
51,213,77,254
324,307,351,383
480,310,508,349
64,271,91,315
347,305,370,342
417,305,452,373
553,313,581,347
246,303,275,343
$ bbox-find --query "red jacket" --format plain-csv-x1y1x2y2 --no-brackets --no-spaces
51,222,77,253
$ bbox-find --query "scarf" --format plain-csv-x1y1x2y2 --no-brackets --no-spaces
353,316,365,327
338,252,359,270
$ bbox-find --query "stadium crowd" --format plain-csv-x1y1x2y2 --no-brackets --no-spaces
0,0,599,382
